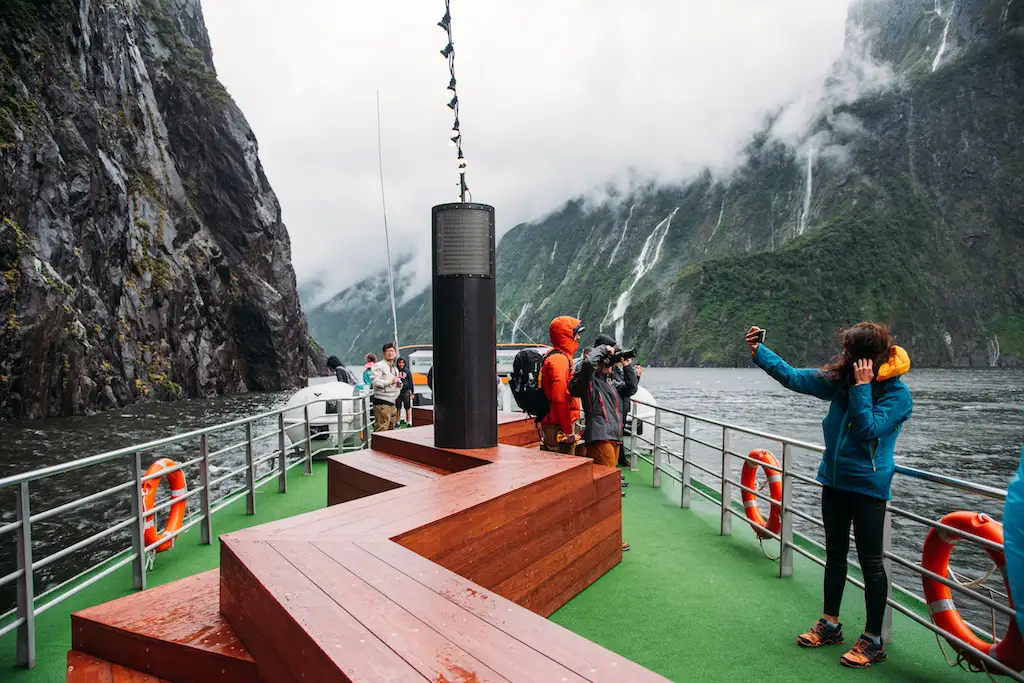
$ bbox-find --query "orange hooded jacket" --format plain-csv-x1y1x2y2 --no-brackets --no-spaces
541,316,582,435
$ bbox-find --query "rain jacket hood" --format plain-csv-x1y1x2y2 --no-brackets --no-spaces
876,345,910,381
549,316,582,357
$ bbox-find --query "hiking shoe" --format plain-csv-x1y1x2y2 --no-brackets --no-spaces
841,636,887,668
621,476,629,487
797,619,844,648
622,541,630,551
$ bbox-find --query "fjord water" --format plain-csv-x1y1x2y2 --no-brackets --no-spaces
1,368,1021,622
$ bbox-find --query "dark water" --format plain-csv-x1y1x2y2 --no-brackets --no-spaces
0,369,1021,628
638,367,1024,633
0,392,292,614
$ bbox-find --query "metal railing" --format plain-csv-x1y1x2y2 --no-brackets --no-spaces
0,393,371,669
627,398,1023,681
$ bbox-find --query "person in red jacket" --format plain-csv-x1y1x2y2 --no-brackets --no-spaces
540,316,584,454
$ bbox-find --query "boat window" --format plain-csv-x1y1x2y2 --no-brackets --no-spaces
325,400,338,414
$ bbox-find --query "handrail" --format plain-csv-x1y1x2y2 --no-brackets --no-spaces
0,392,372,670
0,396,350,488
627,399,1022,682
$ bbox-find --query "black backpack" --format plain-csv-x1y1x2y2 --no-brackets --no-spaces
510,349,559,419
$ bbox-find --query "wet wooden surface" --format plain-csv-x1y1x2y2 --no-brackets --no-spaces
71,570,256,682
71,415,668,682
67,650,170,682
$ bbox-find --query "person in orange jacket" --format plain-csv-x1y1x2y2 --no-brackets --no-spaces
540,316,585,454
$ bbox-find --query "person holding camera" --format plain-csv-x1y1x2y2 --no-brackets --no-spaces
570,344,637,550
745,322,912,669
594,333,639,473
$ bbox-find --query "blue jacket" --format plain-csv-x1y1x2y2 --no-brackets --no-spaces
1005,448,1024,628
753,345,913,500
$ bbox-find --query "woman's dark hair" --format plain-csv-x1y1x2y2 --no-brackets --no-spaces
822,322,893,388
326,355,341,369
366,353,377,363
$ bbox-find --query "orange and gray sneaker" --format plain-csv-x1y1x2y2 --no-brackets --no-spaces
841,635,887,668
797,619,844,647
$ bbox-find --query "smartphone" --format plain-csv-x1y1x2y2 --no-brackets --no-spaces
754,329,767,344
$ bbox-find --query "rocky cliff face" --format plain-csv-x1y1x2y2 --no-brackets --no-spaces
309,0,1024,368
0,0,312,420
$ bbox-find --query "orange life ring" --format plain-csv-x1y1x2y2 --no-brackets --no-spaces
740,449,783,540
141,458,187,553
921,511,1024,672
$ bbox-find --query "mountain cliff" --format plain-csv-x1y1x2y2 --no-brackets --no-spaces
309,0,1024,368
0,0,314,419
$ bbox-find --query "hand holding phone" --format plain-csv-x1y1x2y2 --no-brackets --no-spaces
746,326,766,352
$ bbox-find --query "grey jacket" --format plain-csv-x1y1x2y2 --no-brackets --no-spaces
569,346,638,443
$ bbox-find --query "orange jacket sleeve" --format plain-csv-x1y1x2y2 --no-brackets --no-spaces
544,354,575,435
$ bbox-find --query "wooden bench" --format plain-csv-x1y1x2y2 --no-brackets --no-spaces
327,450,447,505
70,414,668,682
67,650,171,682
70,570,255,682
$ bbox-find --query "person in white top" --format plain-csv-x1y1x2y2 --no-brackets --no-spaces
370,342,402,431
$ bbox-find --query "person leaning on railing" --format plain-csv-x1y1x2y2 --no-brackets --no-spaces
745,322,913,670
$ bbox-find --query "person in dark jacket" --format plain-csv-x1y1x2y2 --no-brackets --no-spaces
569,345,638,465
747,322,912,669
594,333,635,474
396,357,414,425
570,344,637,551
326,355,357,384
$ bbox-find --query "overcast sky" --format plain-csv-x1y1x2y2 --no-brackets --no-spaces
201,0,854,301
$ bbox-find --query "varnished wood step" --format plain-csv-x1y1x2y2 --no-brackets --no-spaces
71,570,256,683
67,650,170,682
327,449,447,505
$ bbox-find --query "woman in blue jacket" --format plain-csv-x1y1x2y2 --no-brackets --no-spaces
746,322,912,669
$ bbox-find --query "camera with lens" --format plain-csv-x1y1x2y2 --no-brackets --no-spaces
603,347,637,365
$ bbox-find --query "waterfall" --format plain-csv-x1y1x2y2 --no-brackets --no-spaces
1002,0,1013,29
704,199,726,254
510,302,531,344
989,336,1001,367
610,208,680,343
550,241,558,263
932,1,954,72
798,145,815,236
607,203,637,266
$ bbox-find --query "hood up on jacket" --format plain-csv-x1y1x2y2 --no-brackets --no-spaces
549,316,582,357
876,345,911,381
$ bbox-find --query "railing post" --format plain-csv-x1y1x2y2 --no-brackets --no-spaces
339,395,348,454
363,395,371,450
128,450,147,591
681,416,691,508
652,409,663,488
720,426,732,536
199,434,211,545
629,401,638,471
364,393,372,449
15,481,35,668
277,412,287,493
779,442,794,578
882,504,894,643
245,422,255,515
303,404,313,475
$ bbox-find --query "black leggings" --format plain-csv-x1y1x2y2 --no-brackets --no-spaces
821,486,888,635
